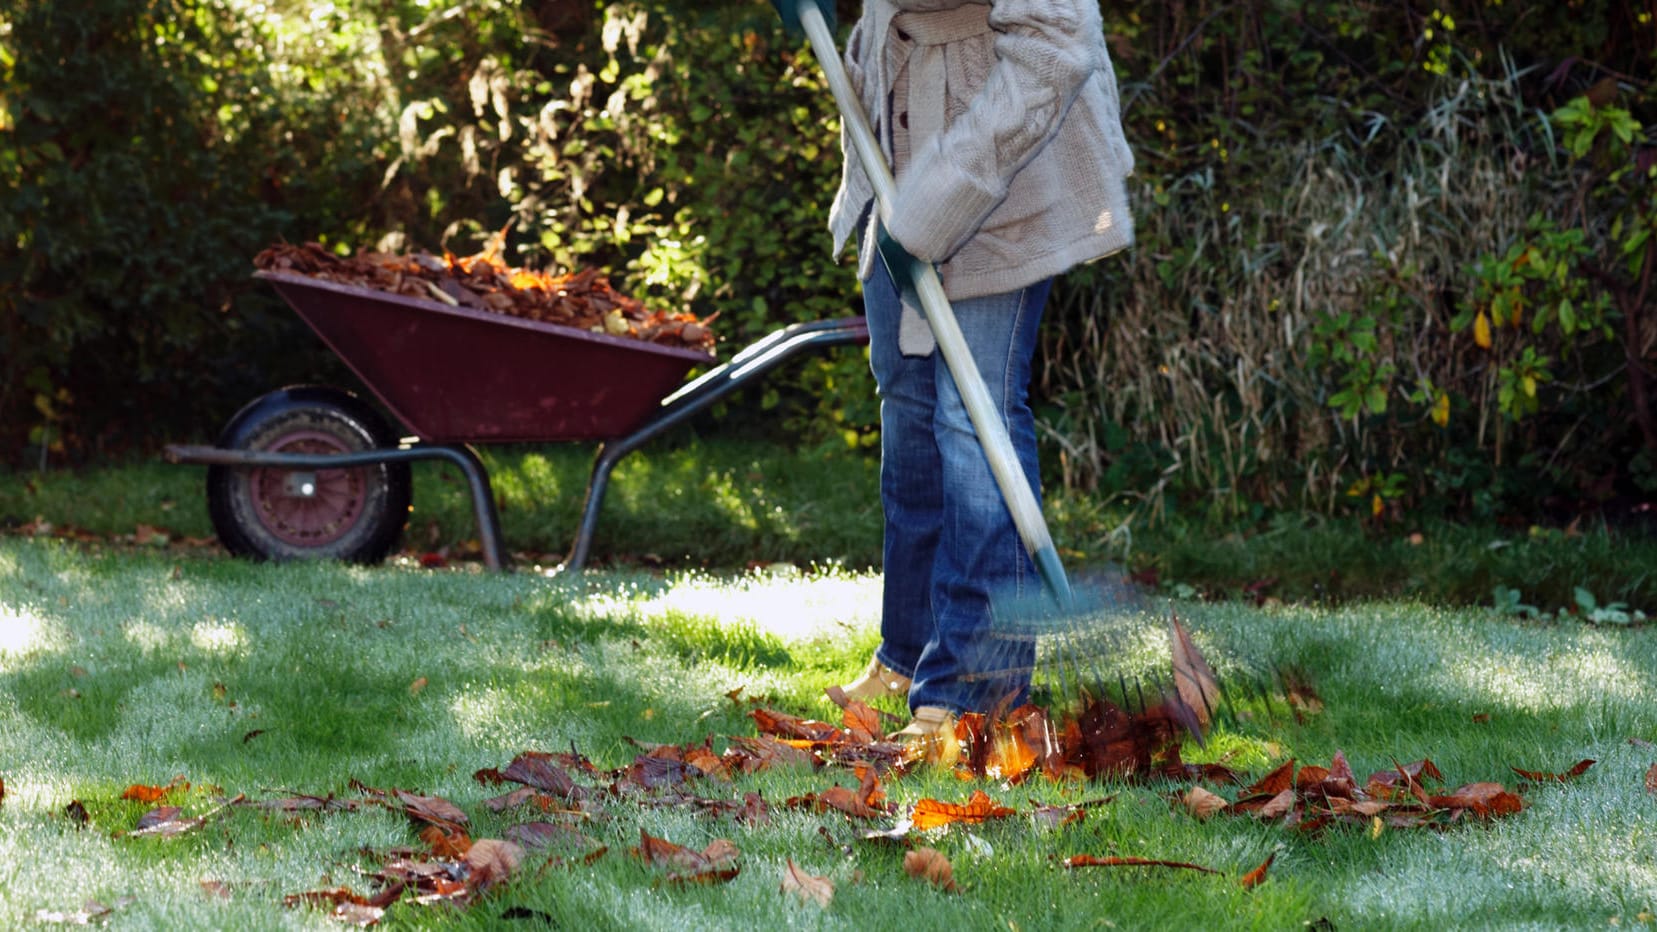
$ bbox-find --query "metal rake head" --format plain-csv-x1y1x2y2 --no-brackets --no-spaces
990,574,1304,743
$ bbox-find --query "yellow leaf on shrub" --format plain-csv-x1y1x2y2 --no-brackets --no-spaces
1473,311,1492,349
1431,392,1450,427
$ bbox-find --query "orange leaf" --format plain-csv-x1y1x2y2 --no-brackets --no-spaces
750,708,842,742
1239,851,1276,889
903,847,958,892
421,824,472,858
910,789,1016,831
121,775,189,803
1645,763,1657,795
1295,765,1330,791
806,784,889,820
1427,782,1525,818
1511,759,1594,783
780,859,834,908
841,701,882,741
1241,759,1296,798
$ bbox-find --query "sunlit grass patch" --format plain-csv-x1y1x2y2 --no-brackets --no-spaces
3,537,1656,929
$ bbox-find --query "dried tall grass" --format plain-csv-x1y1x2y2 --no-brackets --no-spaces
1040,63,1575,522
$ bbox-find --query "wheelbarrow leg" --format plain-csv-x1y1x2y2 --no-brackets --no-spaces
561,316,869,573
444,444,509,572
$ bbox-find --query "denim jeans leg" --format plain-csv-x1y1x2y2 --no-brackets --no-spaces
864,260,1052,714
864,262,939,681
911,277,1050,713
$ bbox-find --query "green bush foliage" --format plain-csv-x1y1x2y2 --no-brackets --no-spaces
2,0,1653,536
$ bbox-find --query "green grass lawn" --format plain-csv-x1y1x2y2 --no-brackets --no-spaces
3,535,1655,929
4,439,1655,614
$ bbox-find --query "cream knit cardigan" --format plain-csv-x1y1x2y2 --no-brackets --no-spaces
827,0,1134,303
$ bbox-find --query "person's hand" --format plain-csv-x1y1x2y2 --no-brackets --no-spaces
768,0,835,35
875,221,924,308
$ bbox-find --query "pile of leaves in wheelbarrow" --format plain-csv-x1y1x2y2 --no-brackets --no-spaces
253,241,717,353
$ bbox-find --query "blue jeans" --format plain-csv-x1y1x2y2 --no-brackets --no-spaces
864,261,1052,715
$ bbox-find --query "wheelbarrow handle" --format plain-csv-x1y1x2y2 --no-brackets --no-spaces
783,0,1073,606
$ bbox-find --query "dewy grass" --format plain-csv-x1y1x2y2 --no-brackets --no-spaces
3,536,1656,929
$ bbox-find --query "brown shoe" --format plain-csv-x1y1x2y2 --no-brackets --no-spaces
836,654,911,704
889,706,960,766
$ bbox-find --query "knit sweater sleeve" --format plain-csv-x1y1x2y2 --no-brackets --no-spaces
884,0,1107,262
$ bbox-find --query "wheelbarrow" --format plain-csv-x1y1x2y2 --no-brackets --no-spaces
164,270,868,572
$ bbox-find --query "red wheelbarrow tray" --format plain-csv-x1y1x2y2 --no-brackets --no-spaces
257,269,716,444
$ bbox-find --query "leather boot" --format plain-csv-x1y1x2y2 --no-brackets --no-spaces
836,654,911,703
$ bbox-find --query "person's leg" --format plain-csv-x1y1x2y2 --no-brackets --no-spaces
861,261,941,683
905,277,1052,715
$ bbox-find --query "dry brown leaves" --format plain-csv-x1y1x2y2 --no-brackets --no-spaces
780,859,835,907
253,240,717,353
1184,751,1585,832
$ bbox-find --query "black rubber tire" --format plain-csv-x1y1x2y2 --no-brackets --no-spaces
206,386,411,564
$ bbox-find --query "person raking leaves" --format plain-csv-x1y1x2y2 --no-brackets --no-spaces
785,0,1137,752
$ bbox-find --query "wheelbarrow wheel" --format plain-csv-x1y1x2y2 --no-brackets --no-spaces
206,386,411,564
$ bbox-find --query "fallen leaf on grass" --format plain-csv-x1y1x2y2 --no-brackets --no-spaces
420,824,472,858
903,847,958,892
480,786,544,813
1180,786,1229,819
722,735,818,774
503,822,606,863
1511,759,1595,783
750,708,843,743
121,775,190,802
840,700,883,744
283,883,404,924
461,838,523,892
1062,855,1219,874
499,751,579,798
1239,851,1276,889
1240,759,1296,799
780,859,835,908
125,795,243,838
910,789,1016,831
790,766,891,820
1646,763,1657,796
392,790,469,830
1030,797,1111,830
632,831,741,885
1426,782,1525,818
1255,788,1298,820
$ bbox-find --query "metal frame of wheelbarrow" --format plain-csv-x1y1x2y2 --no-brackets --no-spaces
167,314,868,573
